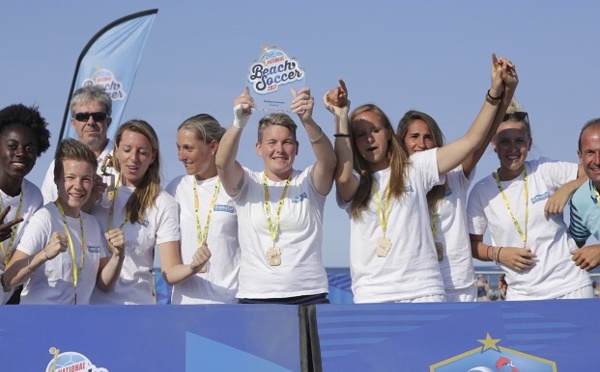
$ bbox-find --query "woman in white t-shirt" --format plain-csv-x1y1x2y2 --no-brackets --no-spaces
467,100,592,300
215,87,336,305
3,139,125,304
395,72,515,302
166,114,240,304
90,120,210,305
327,54,514,303
0,104,51,304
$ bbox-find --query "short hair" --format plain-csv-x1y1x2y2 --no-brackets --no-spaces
70,85,112,117
578,118,600,151
257,113,298,142
178,113,226,143
53,138,98,182
0,103,51,157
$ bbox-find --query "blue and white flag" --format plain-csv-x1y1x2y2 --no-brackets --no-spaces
58,9,158,142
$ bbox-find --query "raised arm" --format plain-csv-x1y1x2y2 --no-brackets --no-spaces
215,88,255,197
290,87,336,195
462,55,518,177
324,80,359,202
96,228,125,291
436,54,512,175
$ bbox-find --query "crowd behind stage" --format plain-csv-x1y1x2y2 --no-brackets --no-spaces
3,54,600,306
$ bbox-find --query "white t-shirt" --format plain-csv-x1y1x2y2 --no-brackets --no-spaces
0,179,43,304
166,174,240,304
468,157,592,300
18,203,107,305
435,166,476,292
234,166,328,299
340,149,445,303
90,187,181,305
41,139,115,204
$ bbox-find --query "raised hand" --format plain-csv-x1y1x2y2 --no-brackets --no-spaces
0,206,23,243
233,87,255,129
44,232,68,260
290,87,315,122
104,228,125,257
324,79,350,117
191,242,211,273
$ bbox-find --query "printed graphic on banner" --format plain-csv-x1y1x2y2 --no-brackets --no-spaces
83,68,126,101
247,46,305,112
45,347,108,372
430,333,557,372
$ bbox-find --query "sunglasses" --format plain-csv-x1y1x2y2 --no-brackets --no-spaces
73,112,108,122
502,111,529,123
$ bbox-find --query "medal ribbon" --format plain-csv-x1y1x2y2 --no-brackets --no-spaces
262,172,292,244
193,176,221,245
0,190,23,266
494,167,529,246
372,180,391,237
592,183,600,207
108,176,129,230
54,201,85,289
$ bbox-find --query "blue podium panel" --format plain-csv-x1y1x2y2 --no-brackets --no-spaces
315,300,600,372
0,305,300,371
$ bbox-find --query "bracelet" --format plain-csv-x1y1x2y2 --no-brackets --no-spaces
43,249,50,261
333,133,351,138
495,246,504,264
486,245,493,261
310,128,325,144
485,89,504,105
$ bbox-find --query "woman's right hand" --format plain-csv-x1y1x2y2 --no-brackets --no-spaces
323,79,350,116
498,246,537,271
233,87,255,129
44,232,68,260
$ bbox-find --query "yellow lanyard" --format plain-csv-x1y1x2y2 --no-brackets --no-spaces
54,201,85,288
372,180,391,237
0,190,23,266
494,167,529,246
592,184,600,206
262,172,292,243
192,176,221,245
108,176,129,230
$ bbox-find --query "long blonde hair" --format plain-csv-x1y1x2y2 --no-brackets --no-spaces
349,104,410,219
114,120,161,224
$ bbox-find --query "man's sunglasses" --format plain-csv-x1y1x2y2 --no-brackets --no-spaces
73,112,108,122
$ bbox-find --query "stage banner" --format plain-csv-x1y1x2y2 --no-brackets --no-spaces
0,305,300,371
315,300,600,372
58,9,158,143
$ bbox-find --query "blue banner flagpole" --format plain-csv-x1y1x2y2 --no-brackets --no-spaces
57,9,158,147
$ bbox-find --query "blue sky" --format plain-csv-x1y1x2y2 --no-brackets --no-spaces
3,1,599,267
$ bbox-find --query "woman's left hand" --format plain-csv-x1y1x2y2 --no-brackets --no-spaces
544,188,571,216
191,242,211,273
290,87,314,122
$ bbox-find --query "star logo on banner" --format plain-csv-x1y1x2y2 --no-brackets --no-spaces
477,332,501,352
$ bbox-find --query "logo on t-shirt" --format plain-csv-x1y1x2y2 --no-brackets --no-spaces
87,245,101,254
291,192,307,203
444,187,453,197
214,204,235,213
405,185,414,193
531,192,550,204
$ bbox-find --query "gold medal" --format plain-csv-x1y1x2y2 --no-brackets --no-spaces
435,242,444,261
266,246,281,266
107,190,115,202
376,236,392,257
